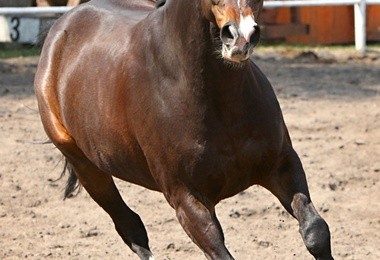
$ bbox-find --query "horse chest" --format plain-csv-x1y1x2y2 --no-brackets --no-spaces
188,119,284,200
218,126,280,169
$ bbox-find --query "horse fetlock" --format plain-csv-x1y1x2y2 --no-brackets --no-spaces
131,243,155,260
300,217,333,259
115,222,149,247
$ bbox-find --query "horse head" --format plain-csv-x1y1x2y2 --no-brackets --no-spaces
202,0,263,63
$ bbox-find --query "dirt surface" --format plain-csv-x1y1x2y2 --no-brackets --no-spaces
1,48,379,260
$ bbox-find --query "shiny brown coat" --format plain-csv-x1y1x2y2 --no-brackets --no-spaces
35,0,333,259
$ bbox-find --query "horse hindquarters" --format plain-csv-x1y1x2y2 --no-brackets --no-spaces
36,84,155,260
35,31,155,260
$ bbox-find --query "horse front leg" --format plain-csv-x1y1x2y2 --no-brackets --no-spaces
291,193,333,260
169,187,234,260
262,148,333,260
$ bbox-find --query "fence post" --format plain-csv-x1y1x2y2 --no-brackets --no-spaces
354,0,366,53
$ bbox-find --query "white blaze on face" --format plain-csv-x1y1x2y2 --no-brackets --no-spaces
237,0,257,42
239,14,257,42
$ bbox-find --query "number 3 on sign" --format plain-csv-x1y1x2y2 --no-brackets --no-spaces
10,17,20,42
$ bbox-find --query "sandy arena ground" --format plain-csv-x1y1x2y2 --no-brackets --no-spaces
0,47,379,259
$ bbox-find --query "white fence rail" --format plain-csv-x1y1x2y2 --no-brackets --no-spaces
0,0,380,51
263,0,380,53
0,6,72,16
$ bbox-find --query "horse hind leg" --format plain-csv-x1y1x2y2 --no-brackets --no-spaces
40,118,154,259
261,149,333,260
35,32,153,258
65,158,154,259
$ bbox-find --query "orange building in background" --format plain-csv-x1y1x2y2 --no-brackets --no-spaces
367,6,380,41
260,6,380,45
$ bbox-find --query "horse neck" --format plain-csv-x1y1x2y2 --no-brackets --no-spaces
163,0,208,61
160,0,249,86
149,1,253,126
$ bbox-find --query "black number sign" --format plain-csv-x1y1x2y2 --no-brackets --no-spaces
10,17,20,42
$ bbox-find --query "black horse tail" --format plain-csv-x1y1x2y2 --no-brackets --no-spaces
61,159,82,199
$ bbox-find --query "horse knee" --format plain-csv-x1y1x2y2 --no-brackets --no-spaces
300,217,333,259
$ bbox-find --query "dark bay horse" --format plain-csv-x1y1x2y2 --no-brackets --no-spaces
34,0,333,259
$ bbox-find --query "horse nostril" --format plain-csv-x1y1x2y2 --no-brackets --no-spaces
220,23,238,46
249,25,261,46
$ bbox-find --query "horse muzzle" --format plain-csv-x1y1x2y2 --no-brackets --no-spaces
220,22,260,63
